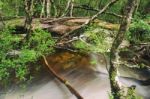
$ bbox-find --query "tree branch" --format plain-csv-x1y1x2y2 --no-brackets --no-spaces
74,5,123,18
57,0,119,43
109,0,138,98
42,55,83,99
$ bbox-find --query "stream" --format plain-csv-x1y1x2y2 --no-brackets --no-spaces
0,51,150,99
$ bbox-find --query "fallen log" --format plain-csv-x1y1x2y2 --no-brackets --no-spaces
57,0,119,42
42,55,84,99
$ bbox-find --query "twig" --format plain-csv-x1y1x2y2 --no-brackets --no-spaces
42,55,84,99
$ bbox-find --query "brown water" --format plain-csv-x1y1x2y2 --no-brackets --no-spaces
1,51,150,99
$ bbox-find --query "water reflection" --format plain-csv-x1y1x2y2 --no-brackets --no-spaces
1,51,150,99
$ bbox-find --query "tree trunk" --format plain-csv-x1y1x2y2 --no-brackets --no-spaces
135,0,140,13
15,0,19,17
46,0,51,18
24,0,34,40
40,0,46,18
70,0,74,17
61,0,74,17
51,0,57,17
109,0,138,98
42,55,83,99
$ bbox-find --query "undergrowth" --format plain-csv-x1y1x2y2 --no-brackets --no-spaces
73,24,111,53
0,28,55,87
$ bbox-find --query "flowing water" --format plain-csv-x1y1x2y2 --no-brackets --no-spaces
0,51,150,99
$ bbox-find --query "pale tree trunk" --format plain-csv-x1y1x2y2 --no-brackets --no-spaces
46,0,51,18
15,0,19,17
24,0,34,40
40,0,46,18
61,0,74,17
109,0,138,99
135,0,140,13
98,0,103,9
51,0,57,17
85,0,92,16
70,0,74,17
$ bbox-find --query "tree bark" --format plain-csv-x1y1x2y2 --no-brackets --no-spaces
46,0,51,18
61,0,74,17
24,0,34,40
15,0,19,17
109,0,138,98
70,0,74,17
42,55,83,99
40,0,46,18
51,0,57,17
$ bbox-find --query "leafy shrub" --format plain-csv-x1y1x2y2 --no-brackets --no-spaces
0,28,55,86
126,19,150,43
73,25,111,53
26,29,55,56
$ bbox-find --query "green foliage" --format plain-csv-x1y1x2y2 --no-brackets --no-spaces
73,40,89,52
126,87,137,99
90,59,97,65
0,0,24,17
27,29,55,56
0,28,17,84
126,19,150,43
1,0,149,23
125,86,142,99
19,50,37,63
145,14,150,20
108,93,114,99
73,25,111,53
0,28,55,86
0,0,147,18
108,87,142,99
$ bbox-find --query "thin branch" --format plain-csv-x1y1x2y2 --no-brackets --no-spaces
105,12,123,18
89,0,119,22
56,37,79,45
61,0,74,17
42,55,83,99
74,5,123,18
